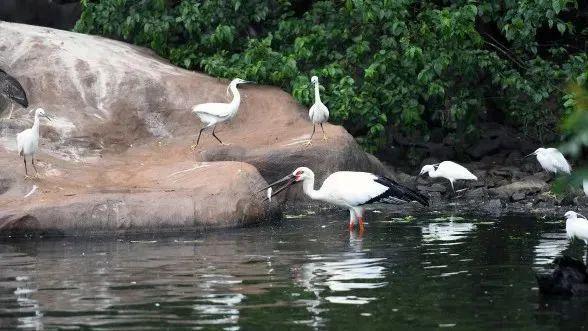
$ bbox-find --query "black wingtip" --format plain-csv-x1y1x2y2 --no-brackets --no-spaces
373,176,429,207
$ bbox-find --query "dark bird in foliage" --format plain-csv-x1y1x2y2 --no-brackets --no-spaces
537,255,588,296
260,167,428,231
0,68,29,119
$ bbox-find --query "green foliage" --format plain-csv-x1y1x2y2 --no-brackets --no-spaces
75,0,587,151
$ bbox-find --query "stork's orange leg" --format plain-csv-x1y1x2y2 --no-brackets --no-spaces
358,217,365,233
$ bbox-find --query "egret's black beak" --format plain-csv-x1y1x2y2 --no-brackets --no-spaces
44,114,53,122
524,153,535,158
259,174,297,200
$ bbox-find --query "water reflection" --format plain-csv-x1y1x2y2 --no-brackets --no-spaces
421,220,477,243
292,232,387,328
0,214,586,329
533,232,568,266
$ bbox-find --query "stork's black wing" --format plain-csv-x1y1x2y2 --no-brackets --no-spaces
0,69,28,110
363,176,429,207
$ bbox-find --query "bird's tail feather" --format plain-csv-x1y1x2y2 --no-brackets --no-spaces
371,176,429,206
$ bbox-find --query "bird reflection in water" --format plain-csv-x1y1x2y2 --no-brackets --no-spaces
291,232,387,328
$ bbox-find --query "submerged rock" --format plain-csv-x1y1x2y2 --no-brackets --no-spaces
537,256,588,296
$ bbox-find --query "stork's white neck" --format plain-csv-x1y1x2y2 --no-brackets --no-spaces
313,82,321,103
302,176,322,200
228,83,241,115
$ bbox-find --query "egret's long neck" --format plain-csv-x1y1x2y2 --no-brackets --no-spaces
32,114,40,134
302,177,321,200
229,84,241,112
313,82,321,103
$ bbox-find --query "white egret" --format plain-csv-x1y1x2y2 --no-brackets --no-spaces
0,68,28,119
305,76,329,146
565,211,588,245
525,147,571,175
261,167,428,231
583,179,588,197
191,78,253,147
16,108,52,178
418,161,477,192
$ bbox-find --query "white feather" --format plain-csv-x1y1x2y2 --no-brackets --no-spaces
309,102,329,124
565,211,588,245
309,76,329,124
419,161,477,189
319,171,388,207
534,147,571,174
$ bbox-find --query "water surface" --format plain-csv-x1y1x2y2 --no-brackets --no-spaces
1,211,588,330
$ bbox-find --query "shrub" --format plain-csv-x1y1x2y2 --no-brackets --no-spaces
75,0,587,152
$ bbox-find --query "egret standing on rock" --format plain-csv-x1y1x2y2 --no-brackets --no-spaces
191,78,252,147
261,167,428,231
419,161,477,192
0,68,28,119
565,211,588,245
525,147,571,175
305,76,329,146
17,108,52,178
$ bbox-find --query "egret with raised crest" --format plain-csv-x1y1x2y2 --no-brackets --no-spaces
260,167,428,231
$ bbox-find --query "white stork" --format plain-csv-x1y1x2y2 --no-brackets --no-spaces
16,108,52,178
261,167,428,231
0,68,28,119
305,76,329,146
419,161,477,192
525,147,571,175
191,78,252,147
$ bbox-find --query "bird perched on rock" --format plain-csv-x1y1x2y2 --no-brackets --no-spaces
0,68,28,119
191,78,253,147
17,108,52,179
418,161,477,192
565,211,588,245
525,147,571,175
305,76,329,146
261,167,428,231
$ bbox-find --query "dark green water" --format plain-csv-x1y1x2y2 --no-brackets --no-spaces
1,211,587,330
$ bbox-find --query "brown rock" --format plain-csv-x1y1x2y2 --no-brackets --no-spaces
0,23,389,235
